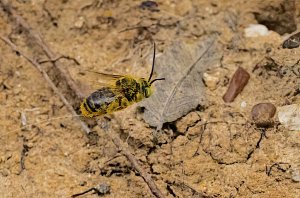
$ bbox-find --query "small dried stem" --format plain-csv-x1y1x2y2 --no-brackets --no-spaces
0,0,84,99
0,36,91,134
99,119,165,198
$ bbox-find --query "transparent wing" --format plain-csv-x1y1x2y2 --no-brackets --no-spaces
82,70,124,81
77,70,123,96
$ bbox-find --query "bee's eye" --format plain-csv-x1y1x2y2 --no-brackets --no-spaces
145,88,151,97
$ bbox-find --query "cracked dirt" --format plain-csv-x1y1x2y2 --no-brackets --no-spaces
1,0,300,197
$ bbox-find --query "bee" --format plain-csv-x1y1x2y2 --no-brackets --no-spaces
80,44,165,118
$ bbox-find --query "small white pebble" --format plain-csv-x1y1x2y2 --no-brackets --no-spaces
74,16,85,28
20,112,27,127
240,101,247,108
278,104,300,131
244,24,270,37
203,71,220,90
292,170,300,182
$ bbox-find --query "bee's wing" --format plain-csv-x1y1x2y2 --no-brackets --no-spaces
78,70,123,95
82,70,124,81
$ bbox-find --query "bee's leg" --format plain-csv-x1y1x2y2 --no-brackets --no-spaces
107,96,129,113
120,97,130,108
114,96,129,111
106,100,119,113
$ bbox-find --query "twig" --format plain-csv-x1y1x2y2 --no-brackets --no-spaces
71,188,94,197
71,183,110,197
119,24,155,33
98,119,165,198
38,55,80,65
18,136,29,175
0,0,84,99
0,36,91,135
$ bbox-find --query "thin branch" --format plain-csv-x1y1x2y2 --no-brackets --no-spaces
0,0,84,99
71,183,110,197
0,36,91,135
38,55,80,65
17,136,29,175
98,119,165,198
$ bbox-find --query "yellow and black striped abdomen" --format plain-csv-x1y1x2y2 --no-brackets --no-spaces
80,87,129,117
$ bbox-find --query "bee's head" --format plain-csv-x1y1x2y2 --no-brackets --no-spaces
134,42,165,99
145,42,165,97
140,79,153,98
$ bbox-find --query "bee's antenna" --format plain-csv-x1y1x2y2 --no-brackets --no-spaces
150,78,165,85
148,42,156,82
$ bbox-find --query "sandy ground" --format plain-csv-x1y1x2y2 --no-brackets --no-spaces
1,0,300,197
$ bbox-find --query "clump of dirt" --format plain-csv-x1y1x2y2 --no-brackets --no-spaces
0,0,300,197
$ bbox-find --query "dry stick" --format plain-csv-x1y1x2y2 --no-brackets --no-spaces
0,0,84,99
0,36,91,135
18,136,28,175
0,3,165,197
99,119,164,198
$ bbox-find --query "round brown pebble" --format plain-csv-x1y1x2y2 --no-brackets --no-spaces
251,103,276,127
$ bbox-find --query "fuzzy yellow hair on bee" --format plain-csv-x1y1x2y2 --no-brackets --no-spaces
80,44,165,118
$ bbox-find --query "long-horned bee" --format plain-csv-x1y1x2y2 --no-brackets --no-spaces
80,44,164,118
